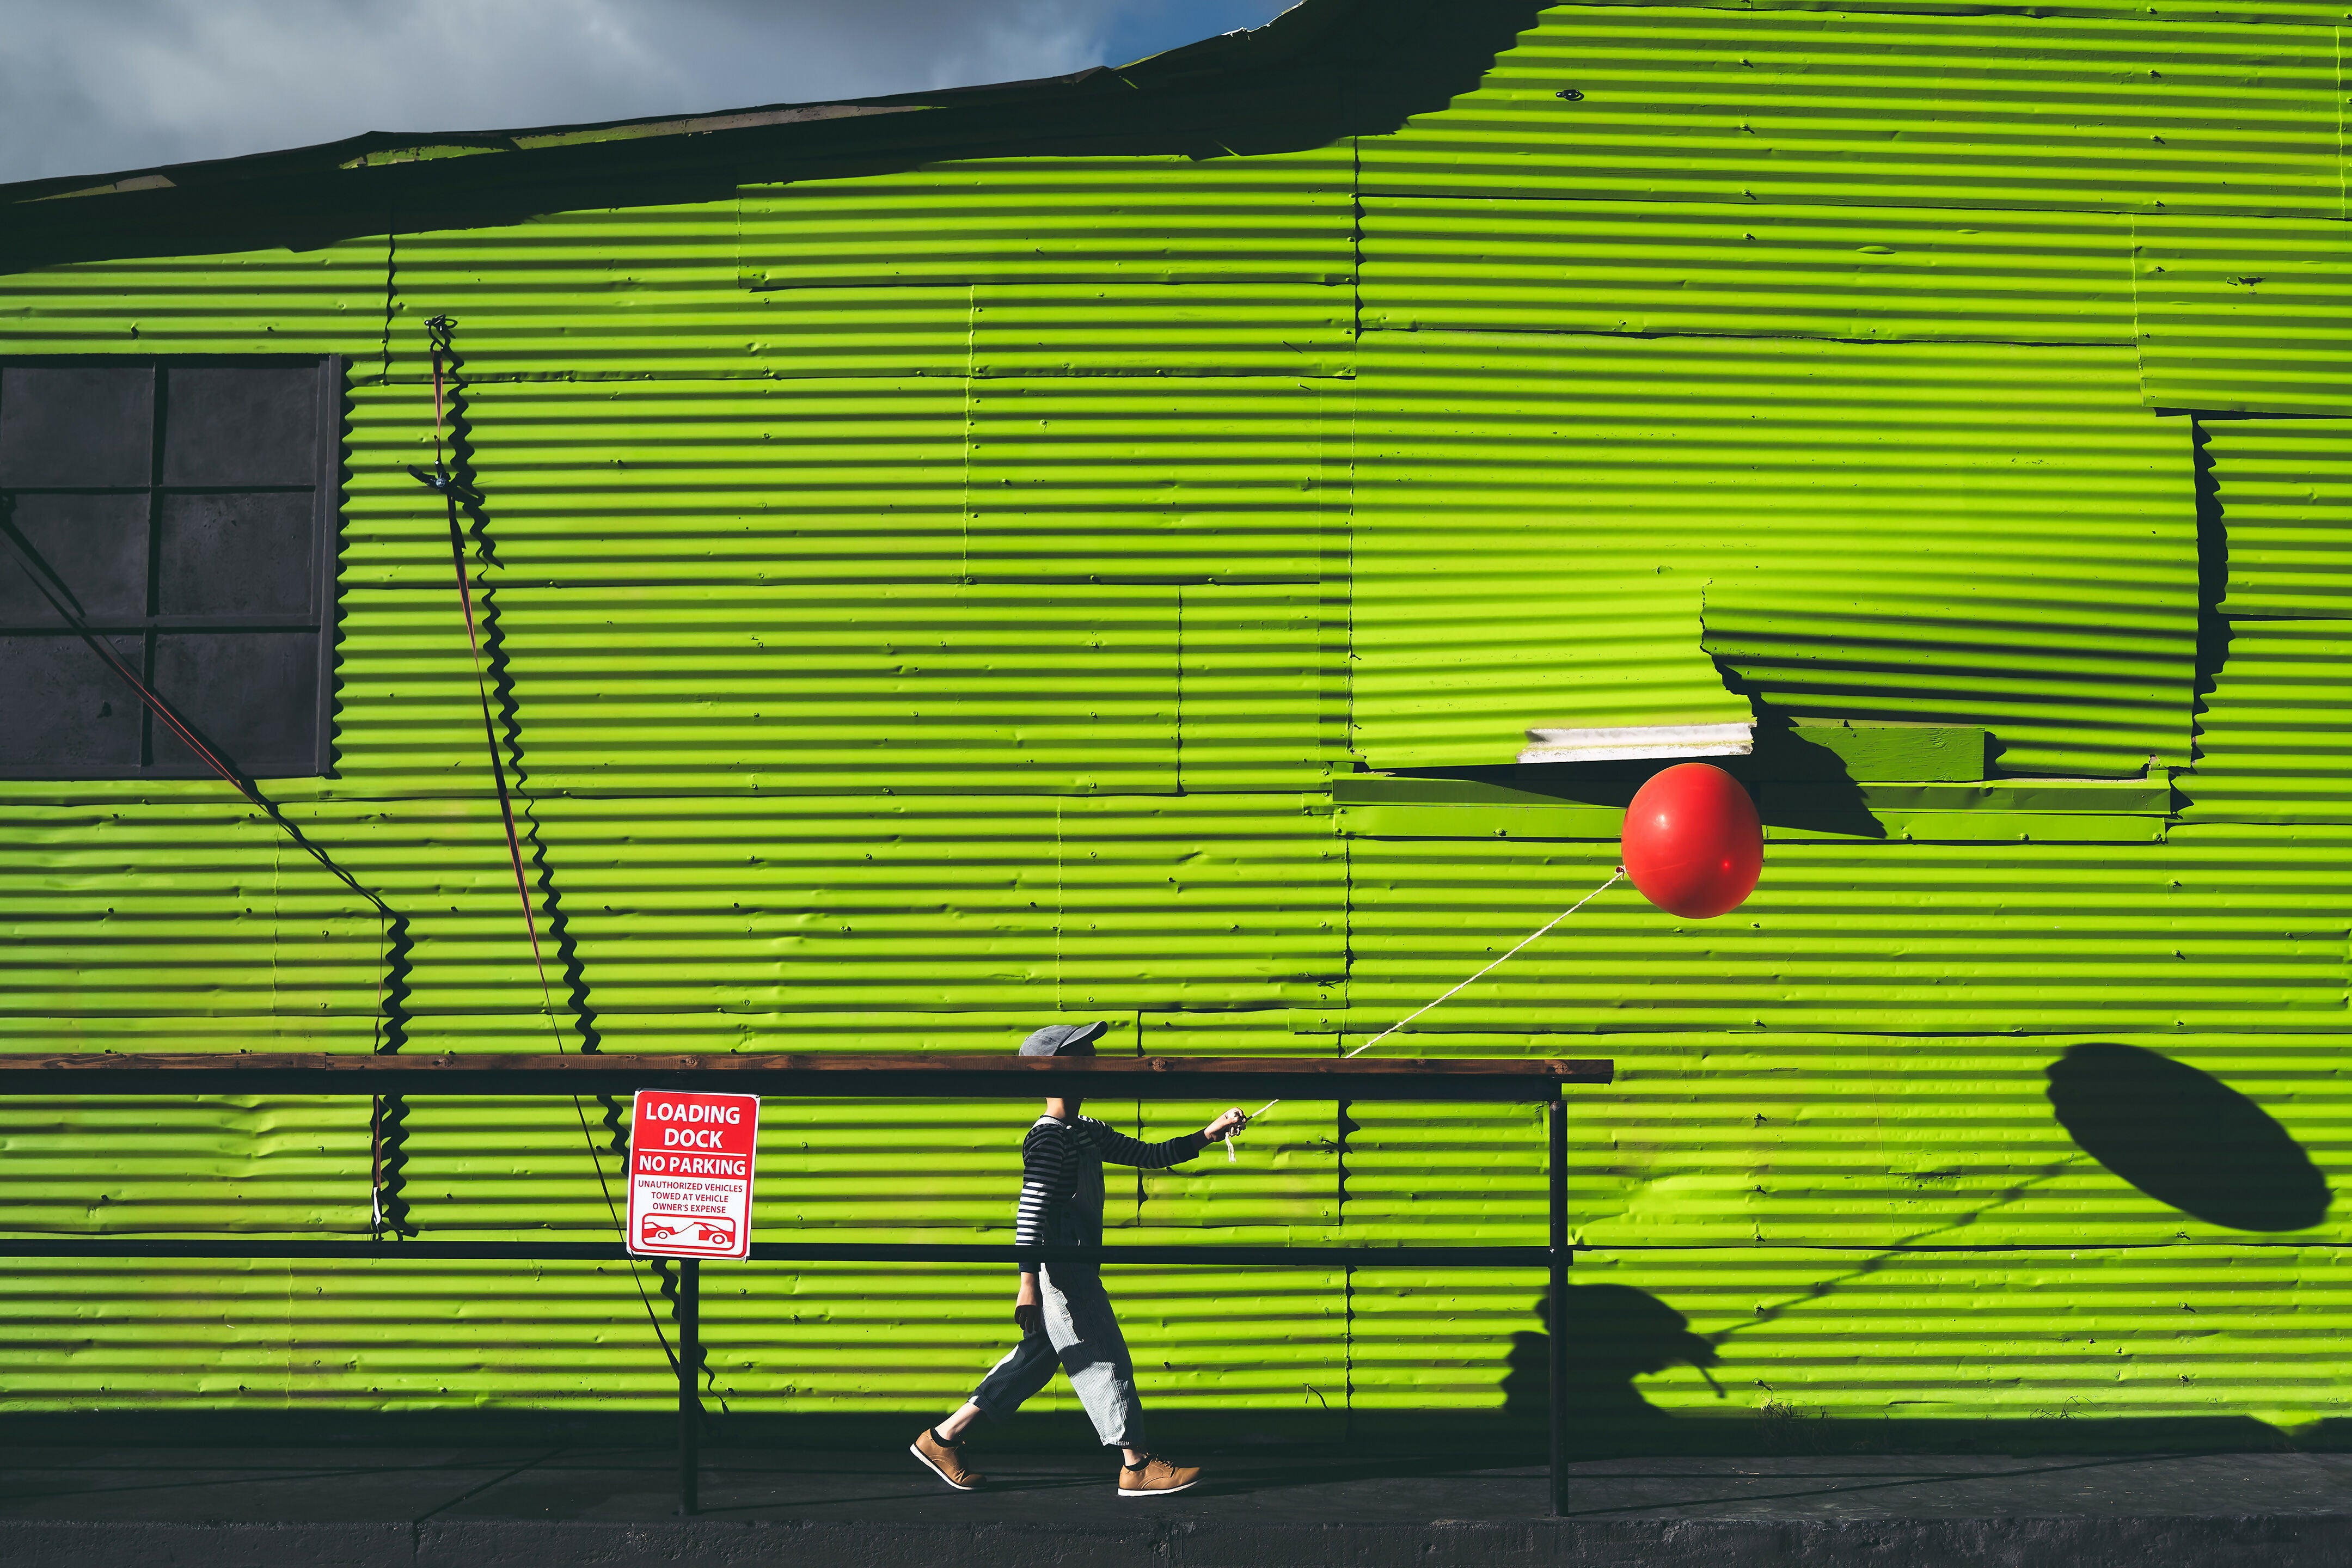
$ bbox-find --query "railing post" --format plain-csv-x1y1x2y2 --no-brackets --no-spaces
678,1258,700,1516
1548,1093,1568,1518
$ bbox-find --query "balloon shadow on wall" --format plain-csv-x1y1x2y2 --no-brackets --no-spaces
2046,1043,2329,1232
1503,1285,1722,1443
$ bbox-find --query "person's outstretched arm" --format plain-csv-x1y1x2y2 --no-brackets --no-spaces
1080,1108,1248,1169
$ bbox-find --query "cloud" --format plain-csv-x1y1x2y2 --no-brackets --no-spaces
0,0,1289,186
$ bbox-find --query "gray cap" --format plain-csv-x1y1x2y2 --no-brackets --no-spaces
1020,1021,1108,1057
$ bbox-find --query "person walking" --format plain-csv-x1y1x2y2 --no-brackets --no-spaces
910,1020,1248,1497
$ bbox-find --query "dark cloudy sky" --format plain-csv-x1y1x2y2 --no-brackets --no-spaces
0,1,1293,187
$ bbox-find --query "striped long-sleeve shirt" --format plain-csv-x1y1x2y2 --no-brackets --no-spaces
1014,1114,1208,1265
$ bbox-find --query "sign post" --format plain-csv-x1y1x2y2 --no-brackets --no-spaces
627,1090,757,1515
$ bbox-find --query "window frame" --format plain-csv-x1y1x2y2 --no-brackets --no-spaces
0,353,345,781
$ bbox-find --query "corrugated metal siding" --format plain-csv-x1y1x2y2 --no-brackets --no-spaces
393,203,808,382
735,154,1354,287
1542,1244,2352,1428
1340,832,2345,1036
0,243,389,361
968,377,1345,586
1358,7,2346,217
2182,621,2352,822
2135,217,2352,416
1353,330,2197,775
1363,198,2138,344
6,3,2352,1442
973,283,1352,378
2209,419,2352,616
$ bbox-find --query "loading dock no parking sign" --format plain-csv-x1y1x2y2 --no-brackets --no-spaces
626,1091,758,1260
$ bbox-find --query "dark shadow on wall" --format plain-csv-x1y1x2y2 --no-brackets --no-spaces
435,333,601,1059
1503,1286,1722,1445
2176,420,2238,806
2046,1043,2329,1232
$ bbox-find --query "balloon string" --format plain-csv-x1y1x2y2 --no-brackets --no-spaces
1247,866,1625,1129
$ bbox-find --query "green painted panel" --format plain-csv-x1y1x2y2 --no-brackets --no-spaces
2136,217,2352,415
966,376,1346,585
1342,828,2345,1036
1356,330,2197,776
392,203,870,383
332,583,1183,797
2181,620,2352,823
1364,198,2136,344
972,283,1352,378
2209,419,2352,616
1774,723,1989,783
1361,7,2344,218
0,241,389,364
1175,584,1347,794
737,152,1353,289
1354,1245,2352,1428
343,376,969,590
0,1097,369,1235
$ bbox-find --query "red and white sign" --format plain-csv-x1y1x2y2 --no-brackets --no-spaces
626,1090,758,1260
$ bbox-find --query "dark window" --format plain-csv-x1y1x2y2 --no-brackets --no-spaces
0,358,341,779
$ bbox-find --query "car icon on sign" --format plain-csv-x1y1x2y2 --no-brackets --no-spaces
693,1221,735,1247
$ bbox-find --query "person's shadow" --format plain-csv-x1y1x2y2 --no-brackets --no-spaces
1503,1284,1719,1437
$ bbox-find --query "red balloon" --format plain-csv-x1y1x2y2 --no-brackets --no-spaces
1620,763,1763,919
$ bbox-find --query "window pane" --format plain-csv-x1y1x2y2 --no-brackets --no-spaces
161,367,320,488
0,634,144,774
152,630,318,775
0,366,154,487
0,492,149,622
158,492,314,617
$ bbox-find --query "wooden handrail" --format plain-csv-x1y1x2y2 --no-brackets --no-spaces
0,1052,1610,1100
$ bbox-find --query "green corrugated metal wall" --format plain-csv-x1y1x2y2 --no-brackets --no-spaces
4,1,2352,1443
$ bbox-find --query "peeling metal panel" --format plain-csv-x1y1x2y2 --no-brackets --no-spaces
1359,7,2346,218
2136,217,2352,415
2210,419,2352,617
1364,198,2137,344
1355,330,2198,776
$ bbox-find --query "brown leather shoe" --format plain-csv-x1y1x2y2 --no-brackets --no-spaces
909,1427,984,1491
1117,1454,1202,1498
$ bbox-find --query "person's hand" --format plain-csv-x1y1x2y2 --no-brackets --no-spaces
1204,1107,1248,1140
1013,1273,1043,1336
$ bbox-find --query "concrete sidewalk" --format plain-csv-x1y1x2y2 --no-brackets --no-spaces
6,1443,2351,1565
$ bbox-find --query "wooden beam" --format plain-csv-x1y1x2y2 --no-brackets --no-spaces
0,1052,1610,1101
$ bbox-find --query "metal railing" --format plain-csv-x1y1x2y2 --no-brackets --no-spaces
0,1052,1610,1515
